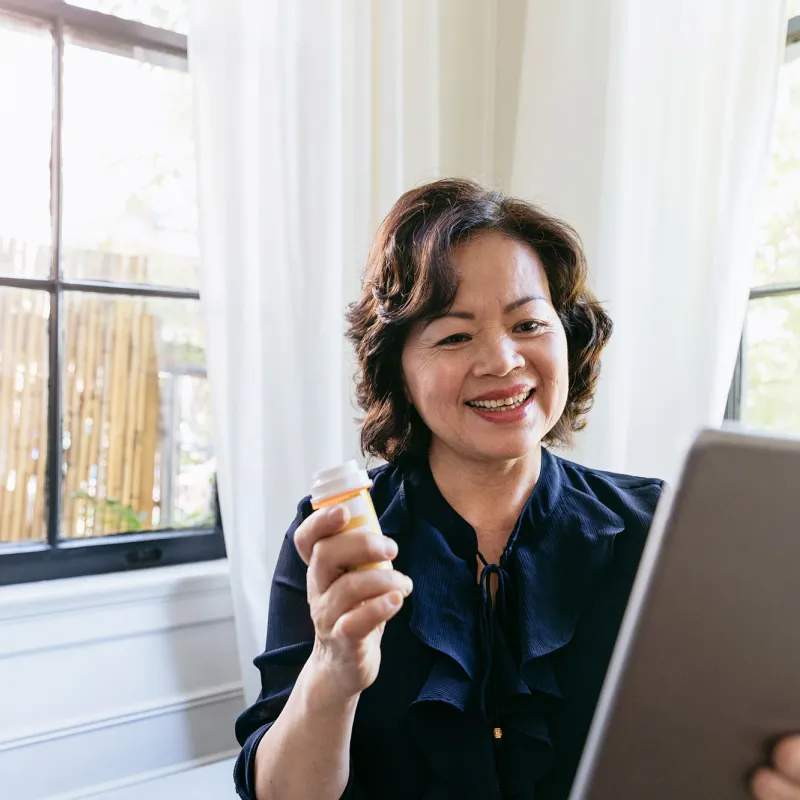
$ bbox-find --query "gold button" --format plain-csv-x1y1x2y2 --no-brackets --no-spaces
493,727,503,740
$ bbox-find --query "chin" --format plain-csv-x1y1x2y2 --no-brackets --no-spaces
461,434,541,463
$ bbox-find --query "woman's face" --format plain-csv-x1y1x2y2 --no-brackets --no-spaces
401,231,569,465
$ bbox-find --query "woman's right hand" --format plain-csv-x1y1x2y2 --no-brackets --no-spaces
293,506,413,702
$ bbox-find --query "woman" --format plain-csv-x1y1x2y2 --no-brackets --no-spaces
233,180,800,799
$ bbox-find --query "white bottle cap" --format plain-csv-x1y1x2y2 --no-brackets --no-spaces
311,460,372,504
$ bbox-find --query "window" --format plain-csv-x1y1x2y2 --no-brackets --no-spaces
0,0,224,586
65,1,188,34
726,9,800,437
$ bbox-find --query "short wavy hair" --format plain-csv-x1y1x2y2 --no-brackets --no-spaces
346,178,612,464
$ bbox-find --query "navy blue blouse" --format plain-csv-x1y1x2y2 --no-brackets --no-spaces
233,448,663,799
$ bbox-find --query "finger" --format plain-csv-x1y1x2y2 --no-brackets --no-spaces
294,506,351,566
314,569,413,634
308,529,398,594
332,591,405,641
751,768,800,800
774,737,800,785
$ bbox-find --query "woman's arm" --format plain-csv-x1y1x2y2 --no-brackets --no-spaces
252,652,358,800
250,505,412,800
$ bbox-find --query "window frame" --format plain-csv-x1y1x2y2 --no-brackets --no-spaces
725,14,800,424
0,0,225,587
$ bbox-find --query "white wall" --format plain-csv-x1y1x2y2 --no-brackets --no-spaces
0,561,243,800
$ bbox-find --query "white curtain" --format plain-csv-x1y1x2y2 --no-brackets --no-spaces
189,0,515,699
189,0,785,698
511,0,787,482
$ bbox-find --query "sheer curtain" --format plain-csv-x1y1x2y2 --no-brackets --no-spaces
189,0,516,699
189,0,784,697
511,0,786,481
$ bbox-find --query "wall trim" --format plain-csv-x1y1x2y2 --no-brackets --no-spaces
0,559,230,623
0,559,234,660
0,683,244,753
0,591,234,660
45,751,239,800
0,609,235,662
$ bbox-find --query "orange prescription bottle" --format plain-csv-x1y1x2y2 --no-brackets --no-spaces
310,461,392,571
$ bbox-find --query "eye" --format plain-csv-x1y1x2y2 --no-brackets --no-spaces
514,319,547,334
436,333,472,346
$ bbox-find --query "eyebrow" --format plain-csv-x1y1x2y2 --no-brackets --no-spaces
430,294,547,322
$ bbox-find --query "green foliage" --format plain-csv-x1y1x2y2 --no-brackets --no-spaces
745,47,800,437
72,490,146,532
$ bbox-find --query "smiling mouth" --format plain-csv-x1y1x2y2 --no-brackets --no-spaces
465,388,534,411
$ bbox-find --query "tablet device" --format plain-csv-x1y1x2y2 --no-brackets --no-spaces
570,429,800,799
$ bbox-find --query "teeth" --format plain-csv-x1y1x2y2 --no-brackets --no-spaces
467,390,532,410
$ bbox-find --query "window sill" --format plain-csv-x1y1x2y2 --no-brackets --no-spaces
0,527,227,587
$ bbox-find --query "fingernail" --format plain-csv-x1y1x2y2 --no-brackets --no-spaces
404,576,413,595
387,591,403,609
384,538,398,558
328,506,347,524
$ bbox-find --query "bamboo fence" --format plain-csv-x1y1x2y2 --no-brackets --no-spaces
0,243,162,543
0,289,48,544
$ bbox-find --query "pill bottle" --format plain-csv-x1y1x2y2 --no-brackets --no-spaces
311,460,391,571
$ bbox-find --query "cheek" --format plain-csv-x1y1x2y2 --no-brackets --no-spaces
422,368,464,410
530,331,569,391
402,348,465,411
556,333,570,383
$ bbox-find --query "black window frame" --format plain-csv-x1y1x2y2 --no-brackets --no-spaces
725,14,800,425
0,0,225,587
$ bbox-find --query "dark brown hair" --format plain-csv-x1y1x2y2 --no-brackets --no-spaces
345,178,612,463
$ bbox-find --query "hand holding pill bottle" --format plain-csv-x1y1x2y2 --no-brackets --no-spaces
310,461,393,571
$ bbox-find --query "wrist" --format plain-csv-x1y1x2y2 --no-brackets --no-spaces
301,647,361,716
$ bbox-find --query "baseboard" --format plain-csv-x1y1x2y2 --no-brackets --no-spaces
1,683,245,800
44,751,240,800
0,683,244,752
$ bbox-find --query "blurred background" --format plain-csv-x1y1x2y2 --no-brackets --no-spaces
0,1,797,798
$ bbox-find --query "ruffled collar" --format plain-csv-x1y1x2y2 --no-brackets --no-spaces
378,448,626,798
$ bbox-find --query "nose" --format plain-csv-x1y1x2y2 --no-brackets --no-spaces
473,332,525,378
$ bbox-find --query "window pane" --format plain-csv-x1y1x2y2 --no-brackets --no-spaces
61,37,199,289
743,293,800,436
60,293,214,538
0,15,53,279
751,40,800,287
0,288,49,545
66,1,188,34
